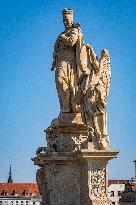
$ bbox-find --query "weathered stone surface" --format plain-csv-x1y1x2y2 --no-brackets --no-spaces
51,8,111,150
33,149,118,205
82,48,111,151
32,8,119,205
45,113,88,153
33,117,118,205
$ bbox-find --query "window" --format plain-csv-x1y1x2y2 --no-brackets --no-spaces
12,190,18,197
15,193,18,197
22,190,29,197
118,191,121,196
25,193,29,197
111,191,114,197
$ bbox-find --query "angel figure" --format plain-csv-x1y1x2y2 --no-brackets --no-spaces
77,46,111,150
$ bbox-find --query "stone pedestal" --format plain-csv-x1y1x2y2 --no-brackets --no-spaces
32,114,119,205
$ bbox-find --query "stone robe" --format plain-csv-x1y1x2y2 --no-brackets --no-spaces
52,25,84,113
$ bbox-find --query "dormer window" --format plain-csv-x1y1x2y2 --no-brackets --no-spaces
12,190,18,197
15,192,19,197
2,190,8,197
22,190,29,197
25,192,29,197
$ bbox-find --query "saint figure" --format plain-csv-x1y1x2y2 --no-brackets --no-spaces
52,8,88,113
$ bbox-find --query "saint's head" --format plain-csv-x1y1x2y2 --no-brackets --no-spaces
62,8,73,29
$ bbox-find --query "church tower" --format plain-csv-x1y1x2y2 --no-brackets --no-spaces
7,164,13,183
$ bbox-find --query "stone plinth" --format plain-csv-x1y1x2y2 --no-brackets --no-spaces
32,149,118,205
45,113,89,153
32,113,119,205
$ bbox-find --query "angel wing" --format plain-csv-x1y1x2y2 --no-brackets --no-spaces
99,49,111,97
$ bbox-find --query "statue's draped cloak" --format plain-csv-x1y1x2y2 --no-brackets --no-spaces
53,26,85,112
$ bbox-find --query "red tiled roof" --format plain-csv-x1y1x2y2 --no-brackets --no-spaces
108,180,130,186
0,183,40,198
0,180,135,198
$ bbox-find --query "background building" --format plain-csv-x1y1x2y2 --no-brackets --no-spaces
0,166,41,205
0,183,41,205
119,182,136,205
108,181,136,205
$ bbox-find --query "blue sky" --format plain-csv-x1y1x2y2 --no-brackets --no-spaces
0,0,136,182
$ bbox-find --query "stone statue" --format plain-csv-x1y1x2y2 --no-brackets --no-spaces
52,8,89,113
52,8,111,150
32,9,118,205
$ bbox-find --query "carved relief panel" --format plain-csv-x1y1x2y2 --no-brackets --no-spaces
89,161,107,200
57,173,80,205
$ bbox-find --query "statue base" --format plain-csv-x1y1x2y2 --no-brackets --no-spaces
32,113,119,205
